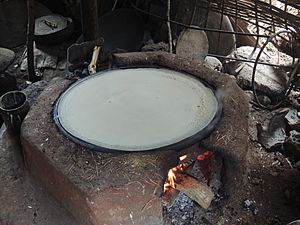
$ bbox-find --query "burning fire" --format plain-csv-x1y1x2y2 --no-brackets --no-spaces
163,155,187,192
179,155,187,161
163,168,177,191
163,152,213,193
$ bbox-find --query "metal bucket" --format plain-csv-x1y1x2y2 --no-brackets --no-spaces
0,91,30,134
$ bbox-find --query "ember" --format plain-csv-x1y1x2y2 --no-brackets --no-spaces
197,151,212,161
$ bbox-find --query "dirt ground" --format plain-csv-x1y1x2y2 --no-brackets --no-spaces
0,47,300,225
0,128,79,225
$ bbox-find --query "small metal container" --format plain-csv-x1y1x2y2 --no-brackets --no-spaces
0,91,30,135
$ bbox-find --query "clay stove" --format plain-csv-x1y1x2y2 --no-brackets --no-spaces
21,52,249,225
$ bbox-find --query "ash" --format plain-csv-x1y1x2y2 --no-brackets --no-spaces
163,193,222,225
163,193,223,225
163,192,195,225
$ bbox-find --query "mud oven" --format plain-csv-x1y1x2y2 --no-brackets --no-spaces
21,52,249,225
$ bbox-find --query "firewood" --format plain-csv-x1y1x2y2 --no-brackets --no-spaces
192,160,206,181
162,188,180,206
174,172,214,209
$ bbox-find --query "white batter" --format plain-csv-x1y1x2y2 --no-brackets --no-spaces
57,68,218,151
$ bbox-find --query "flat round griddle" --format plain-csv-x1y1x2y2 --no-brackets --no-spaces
53,68,221,152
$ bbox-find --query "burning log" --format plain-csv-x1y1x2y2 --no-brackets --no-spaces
192,160,206,181
173,171,214,209
162,188,180,206
163,151,218,209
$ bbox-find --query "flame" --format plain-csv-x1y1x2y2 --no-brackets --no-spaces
164,164,185,192
179,155,187,161
164,168,177,191
164,155,191,192
164,151,214,193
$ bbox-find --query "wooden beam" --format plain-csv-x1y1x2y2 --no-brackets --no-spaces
27,0,39,82
80,0,99,41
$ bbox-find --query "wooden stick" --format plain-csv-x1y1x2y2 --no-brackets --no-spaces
88,46,101,74
27,0,39,82
166,0,173,53
174,172,214,209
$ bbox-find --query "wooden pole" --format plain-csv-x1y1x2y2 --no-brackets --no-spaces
27,0,39,82
167,0,173,53
80,0,99,41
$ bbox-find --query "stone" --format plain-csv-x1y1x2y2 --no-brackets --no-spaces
244,90,254,101
225,46,270,73
203,56,223,71
21,44,58,71
236,63,287,96
57,59,67,70
285,130,300,160
202,12,236,56
224,46,288,96
174,1,236,56
243,199,254,209
0,48,15,72
22,80,48,106
285,109,300,132
288,91,300,110
243,199,258,215
224,46,265,75
257,111,288,151
257,95,272,106
176,28,208,63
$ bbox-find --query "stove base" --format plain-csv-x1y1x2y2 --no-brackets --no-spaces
21,52,249,225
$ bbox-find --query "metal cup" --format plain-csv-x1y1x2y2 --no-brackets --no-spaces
0,91,30,135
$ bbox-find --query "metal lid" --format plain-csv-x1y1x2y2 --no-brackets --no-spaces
53,68,221,152
35,15,68,36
